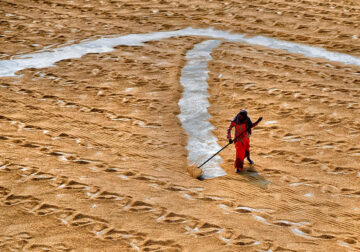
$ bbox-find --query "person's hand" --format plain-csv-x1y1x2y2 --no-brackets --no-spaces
229,139,233,144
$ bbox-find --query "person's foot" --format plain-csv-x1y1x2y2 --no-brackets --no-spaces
236,169,242,173
248,158,254,165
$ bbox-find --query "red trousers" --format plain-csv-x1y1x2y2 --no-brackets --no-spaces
234,139,250,170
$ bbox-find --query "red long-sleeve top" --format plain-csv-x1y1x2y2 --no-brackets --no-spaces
227,116,261,143
227,120,250,144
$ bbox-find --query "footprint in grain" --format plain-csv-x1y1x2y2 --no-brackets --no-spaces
0,232,32,251
280,175,299,184
32,203,60,216
71,213,107,227
4,194,39,207
320,185,339,194
103,228,144,241
158,211,189,224
196,222,222,236
141,239,182,252
125,200,154,213
232,234,259,246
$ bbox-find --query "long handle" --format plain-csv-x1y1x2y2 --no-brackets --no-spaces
197,117,262,169
197,142,231,169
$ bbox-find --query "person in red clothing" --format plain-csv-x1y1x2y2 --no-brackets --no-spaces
227,109,257,173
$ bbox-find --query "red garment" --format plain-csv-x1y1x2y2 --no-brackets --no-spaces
227,121,251,170
235,141,250,170
227,121,250,144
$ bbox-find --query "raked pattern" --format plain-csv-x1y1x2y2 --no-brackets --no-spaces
1,27,360,178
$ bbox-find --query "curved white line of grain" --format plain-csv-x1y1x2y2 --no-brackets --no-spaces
1,27,360,77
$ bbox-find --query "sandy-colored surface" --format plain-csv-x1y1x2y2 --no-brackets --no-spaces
1,0,360,251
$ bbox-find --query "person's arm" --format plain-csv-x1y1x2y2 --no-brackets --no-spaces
251,117,261,128
247,118,253,135
227,121,235,143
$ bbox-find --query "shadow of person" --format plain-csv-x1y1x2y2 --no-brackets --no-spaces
240,166,270,189
219,165,271,189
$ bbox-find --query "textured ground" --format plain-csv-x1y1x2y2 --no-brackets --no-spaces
0,0,359,251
